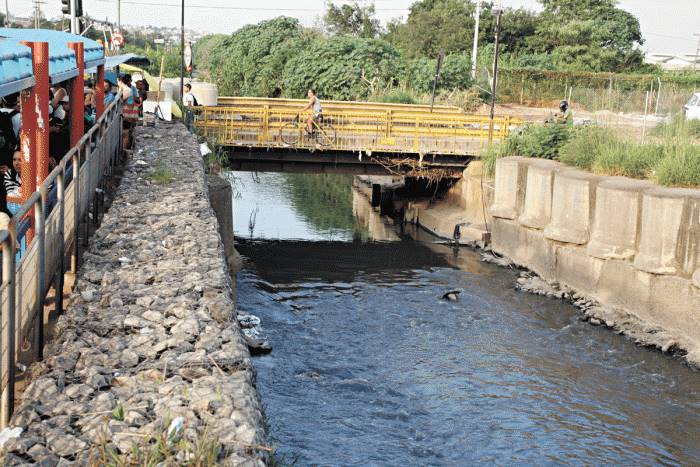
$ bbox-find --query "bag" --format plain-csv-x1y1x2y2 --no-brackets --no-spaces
191,94,200,106
0,110,19,165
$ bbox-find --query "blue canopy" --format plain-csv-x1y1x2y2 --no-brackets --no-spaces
0,28,105,85
0,38,34,98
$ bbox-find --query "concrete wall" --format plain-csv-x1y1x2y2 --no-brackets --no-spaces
488,157,700,362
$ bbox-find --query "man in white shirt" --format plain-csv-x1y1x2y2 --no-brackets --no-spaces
183,83,196,107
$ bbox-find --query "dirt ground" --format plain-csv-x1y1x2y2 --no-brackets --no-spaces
476,102,666,139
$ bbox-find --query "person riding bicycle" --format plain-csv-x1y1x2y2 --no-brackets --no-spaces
303,88,322,134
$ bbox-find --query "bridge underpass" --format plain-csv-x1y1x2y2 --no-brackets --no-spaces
193,97,518,176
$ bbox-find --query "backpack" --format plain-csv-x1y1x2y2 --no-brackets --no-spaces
0,110,19,166
191,94,200,106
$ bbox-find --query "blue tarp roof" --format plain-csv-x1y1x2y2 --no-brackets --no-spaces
0,38,35,98
0,28,105,85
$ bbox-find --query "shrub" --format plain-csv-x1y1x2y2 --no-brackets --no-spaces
654,141,700,187
376,89,419,104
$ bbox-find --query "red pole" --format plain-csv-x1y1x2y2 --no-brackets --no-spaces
68,42,85,148
95,64,105,119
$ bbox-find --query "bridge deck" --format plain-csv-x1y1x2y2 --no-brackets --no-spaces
193,97,518,157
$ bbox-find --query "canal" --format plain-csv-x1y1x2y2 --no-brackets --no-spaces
231,172,700,465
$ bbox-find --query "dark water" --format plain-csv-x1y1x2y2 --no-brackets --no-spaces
232,172,700,466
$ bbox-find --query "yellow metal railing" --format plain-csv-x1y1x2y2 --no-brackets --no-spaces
194,98,520,156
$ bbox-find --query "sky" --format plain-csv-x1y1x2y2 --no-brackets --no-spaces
7,0,699,55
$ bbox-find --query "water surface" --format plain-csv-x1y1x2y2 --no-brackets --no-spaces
232,172,700,466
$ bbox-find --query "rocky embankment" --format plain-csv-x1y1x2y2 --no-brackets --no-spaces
1,123,265,465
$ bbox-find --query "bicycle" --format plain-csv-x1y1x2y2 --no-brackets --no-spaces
280,113,337,148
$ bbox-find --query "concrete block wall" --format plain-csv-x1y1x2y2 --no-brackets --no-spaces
488,157,700,358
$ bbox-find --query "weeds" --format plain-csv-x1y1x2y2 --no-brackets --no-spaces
486,113,700,187
97,422,222,467
147,164,179,185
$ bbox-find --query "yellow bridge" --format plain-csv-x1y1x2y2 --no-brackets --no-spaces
193,97,519,174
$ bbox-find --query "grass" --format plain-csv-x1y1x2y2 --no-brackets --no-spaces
147,164,179,185
485,114,700,187
96,420,223,467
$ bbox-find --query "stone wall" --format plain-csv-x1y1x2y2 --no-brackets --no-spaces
409,157,700,365
1,123,265,465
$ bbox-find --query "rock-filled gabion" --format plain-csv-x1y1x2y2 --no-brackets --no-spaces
1,123,265,465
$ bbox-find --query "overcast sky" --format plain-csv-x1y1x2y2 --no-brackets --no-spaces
8,0,699,55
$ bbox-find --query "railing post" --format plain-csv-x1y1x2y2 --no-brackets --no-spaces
95,64,105,119
55,167,65,316
33,193,45,361
68,42,85,149
1,229,16,428
70,150,80,274
385,110,392,138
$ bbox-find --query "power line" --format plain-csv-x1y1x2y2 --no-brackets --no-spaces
96,0,409,12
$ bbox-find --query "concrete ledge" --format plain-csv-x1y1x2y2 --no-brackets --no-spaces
489,157,529,220
634,188,691,275
544,169,601,245
518,159,561,230
587,177,651,260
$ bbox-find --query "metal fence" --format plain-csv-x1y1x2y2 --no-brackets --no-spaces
194,99,519,156
0,98,122,427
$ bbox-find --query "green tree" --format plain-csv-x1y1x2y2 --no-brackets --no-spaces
195,17,313,96
529,0,645,71
283,36,403,100
324,2,382,38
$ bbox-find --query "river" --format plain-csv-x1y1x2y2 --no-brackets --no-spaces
230,171,700,466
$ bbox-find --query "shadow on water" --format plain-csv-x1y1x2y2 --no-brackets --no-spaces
231,171,700,466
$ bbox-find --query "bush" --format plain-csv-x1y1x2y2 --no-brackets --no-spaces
655,141,700,187
501,123,573,160
377,89,419,104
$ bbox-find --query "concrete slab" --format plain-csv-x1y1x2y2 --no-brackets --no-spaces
587,177,651,260
634,187,692,275
489,157,530,220
544,169,601,245
518,159,562,230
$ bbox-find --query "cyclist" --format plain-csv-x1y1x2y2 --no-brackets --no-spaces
303,88,322,134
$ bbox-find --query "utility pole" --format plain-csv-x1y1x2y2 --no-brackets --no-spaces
694,33,700,70
180,0,185,101
69,0,77,33
488,6,503,146
4,0,9,26
471,0,481,80
117,0,120,31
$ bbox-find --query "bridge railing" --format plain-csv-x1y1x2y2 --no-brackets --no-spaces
0,98,122,427
217,96,464,115
194,103,520,156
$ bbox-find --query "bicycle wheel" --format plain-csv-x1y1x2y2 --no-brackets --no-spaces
315,123,337,148
280,122,300,146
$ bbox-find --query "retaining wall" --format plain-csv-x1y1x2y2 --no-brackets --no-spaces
1,123,265,465
489,157,700,362
409,157,700,364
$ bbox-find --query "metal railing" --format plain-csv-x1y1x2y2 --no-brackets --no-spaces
194,100,520,156
0,97,122,428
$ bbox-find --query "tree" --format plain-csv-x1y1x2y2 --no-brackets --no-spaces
195,17,314,96
527,0,645,71
385,0,484,58
283,37,403,100
324,2,382,38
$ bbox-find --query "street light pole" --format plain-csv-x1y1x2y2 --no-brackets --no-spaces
117,0,121,31
471,0,481,80
488,6,503,147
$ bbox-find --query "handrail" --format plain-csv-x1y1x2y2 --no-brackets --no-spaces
194,102,520,156
0,94,123,428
